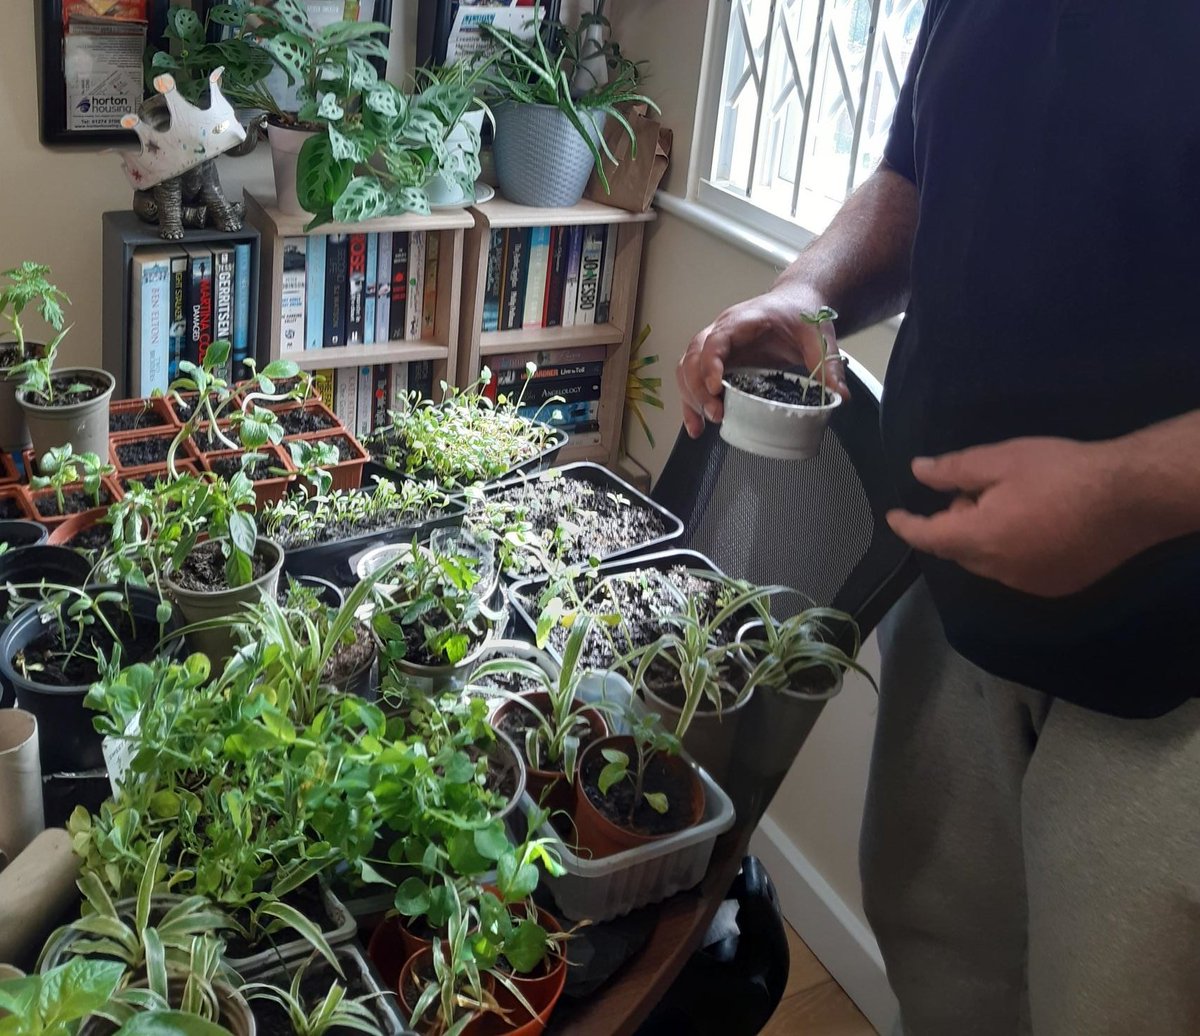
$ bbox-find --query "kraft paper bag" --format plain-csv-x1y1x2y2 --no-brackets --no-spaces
0,710,44,865
585,105,673,213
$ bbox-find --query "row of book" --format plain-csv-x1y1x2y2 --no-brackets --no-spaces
480,345,606,446
483,224,617,333
312,360,436,440
129,243,253,395
280,231,440,353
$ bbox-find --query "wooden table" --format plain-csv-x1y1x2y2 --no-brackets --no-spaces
548,765,788,1034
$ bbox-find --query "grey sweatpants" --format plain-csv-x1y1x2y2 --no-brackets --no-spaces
860,580,1200,1036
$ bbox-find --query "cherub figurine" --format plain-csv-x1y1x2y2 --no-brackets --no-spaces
120,67,248,241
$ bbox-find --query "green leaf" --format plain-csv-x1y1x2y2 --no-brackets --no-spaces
496,852,539,902
473,820,511,862
205,339,231,370
644,791,669,814
260,900,340,974
296,134,353,214
504,920,548,974
316,92,345,121
227,510,257,561
115,1012,233,1036
330,177,391,224
365,83,401,118
598,759,626,796
393,876,430,917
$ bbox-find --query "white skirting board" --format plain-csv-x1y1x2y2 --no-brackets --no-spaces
749,814,899,1034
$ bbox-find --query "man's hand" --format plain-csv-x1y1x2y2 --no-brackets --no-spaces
886,437,1156,597
677,288,849,438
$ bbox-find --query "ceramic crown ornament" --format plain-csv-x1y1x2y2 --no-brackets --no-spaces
119,68,246,190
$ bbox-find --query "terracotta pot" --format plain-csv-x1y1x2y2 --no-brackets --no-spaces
289,429,370,492
109,426,199,474
482,903,567,1036
571,735,706,858
272,397,342,431
108,395,180,435
367,914,432,992
119,459,201,494
0,485,37,522
45,507,109,548
0,452,18,485
18,367,115,461
27,476,122,527
201,443,293,508
399,946,495,1036
491,692,608,816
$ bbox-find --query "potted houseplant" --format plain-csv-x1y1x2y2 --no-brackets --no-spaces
412,62,494,208
572,710,704,858
11,319,114,465
27,444,119,526
720,306,844,460
483,13,658,207
0,263,69,452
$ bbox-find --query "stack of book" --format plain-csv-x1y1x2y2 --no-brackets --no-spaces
279,230,440,353
482,224,618,332
129,243,253,396
482,346,605,447
310,360,436,441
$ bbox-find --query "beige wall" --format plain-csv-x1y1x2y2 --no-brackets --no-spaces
611,0,899,938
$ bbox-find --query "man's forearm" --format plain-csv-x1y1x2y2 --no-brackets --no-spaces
774,162,918,337
1108,409,1200,547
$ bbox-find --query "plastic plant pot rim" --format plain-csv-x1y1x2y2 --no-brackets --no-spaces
720,367,845,413
734,618,847,704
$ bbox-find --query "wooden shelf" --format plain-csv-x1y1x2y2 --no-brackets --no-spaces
474,197,656,230
245,192,475,236
479,323,624,355
284,341,449,371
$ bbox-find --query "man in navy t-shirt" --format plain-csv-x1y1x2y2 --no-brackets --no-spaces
680,2,1200,1032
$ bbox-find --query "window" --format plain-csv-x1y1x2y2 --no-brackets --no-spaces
700,0,924,243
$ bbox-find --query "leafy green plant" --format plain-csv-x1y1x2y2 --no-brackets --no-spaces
30,444,114,511
800,306,839,404
243,959,379,1036
482,12,658,192
10,331,83,408
284,437,340,498
737,602,875,694
0,262,68,366
595,711,680,820
0,957,124,1036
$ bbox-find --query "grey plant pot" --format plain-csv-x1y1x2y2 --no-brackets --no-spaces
639,680,753,792
492,103,606,208
18,367,115,465
720,367,843,461
0,368,29,453
165,537,284,662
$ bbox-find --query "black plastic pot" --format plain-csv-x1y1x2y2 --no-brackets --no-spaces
0,520,48,551
0,585,183,773
280,496,468,587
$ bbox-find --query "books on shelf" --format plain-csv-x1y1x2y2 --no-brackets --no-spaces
279,238,306,356
313,360,437,437
481,345,607,442
483,223,619,334
129,241,255,393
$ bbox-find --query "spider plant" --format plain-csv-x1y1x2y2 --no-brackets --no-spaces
243,958,381,1036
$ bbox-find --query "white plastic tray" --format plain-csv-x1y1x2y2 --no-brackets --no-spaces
521,761,736,922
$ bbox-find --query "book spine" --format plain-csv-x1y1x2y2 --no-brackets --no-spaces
168,254,188,382
498,360,605,387
482,229,504,333
575,225,604,326
133,254,171,396
519,398,599,430
371,363,391,430
489,344,608,371
560,226,584,328
212,246,235,380
304,235,326,350
334,366,357,427
422,233,439,340
596,226,616,324
324,234,349,347
501,227,530,332
375,231,392,345
188,250,213,369
522,226,551,330
363,233,378,342
518,373,603,406
356,365,373,437
544,226,567,328
389,361,408,411
388,233,409,342
408,359,433,401
406,231,425,340
279,238,306,356
313,368,336,412
347,233,368,345
232,243,252,377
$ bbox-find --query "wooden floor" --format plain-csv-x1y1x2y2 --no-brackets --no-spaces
761,923,877,1035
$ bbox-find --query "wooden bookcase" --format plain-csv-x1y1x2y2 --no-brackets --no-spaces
244,192,474,390
457,198,656,466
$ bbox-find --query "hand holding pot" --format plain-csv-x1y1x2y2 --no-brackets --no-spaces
678,287,848,438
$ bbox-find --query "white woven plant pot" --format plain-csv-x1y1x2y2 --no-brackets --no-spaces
493,103,606,208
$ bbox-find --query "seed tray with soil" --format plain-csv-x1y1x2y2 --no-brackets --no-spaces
0,493,30,520
170,539,273,593
113,433,179,469
726,370,833,406
33,484,117,518
21,371,110,406
169,392,225,423
579,743,697,839
305,433,360,462
466,463,682,579
11,601,164,687
278,403,339,437
191,424,237,454
109,401,170,434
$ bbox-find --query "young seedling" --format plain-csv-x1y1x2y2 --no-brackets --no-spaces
0,261,68,364
10,326,83,407
243,959,381,1036
596,711,681,820
31,443,114,511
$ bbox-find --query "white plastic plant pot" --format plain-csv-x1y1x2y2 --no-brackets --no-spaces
268,121,319,216
426,110,485,206
0,710,45,861
719,367,843,461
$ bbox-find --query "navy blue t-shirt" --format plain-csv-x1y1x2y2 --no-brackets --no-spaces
881,0,1200,717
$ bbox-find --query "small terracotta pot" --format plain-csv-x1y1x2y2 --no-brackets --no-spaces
271,396,343,432
27,476,122,527
201,443,293,508
571,735,706,858
108,395,179,435
288,429,370,492
0,452,18,485
483,902,567,1036
399,946,495,1036
367,914,433,993
109,427,199,474
46,507,109,548
0,485,37,521
119,459,201,494
491,692,608,816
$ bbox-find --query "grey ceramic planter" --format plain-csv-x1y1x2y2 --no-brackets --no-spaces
492,103,606,207
0,367,28,452
18,367,115,464
640,679,753,792
720,367,842,461
165,537,284,662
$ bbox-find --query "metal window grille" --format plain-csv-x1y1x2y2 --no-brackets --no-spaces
710,0,924,225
